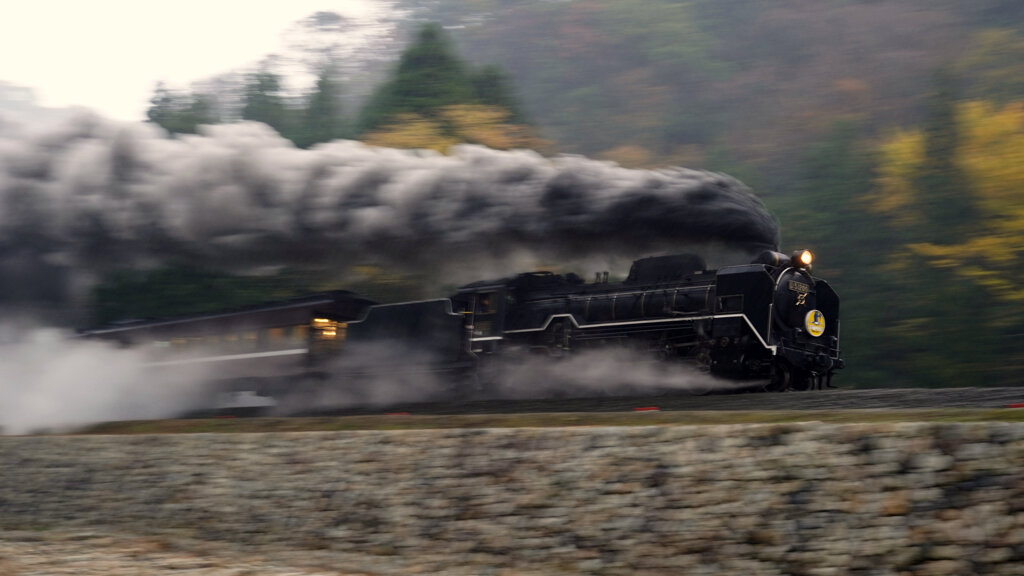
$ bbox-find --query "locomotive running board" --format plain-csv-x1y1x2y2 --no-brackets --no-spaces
502,313,778,354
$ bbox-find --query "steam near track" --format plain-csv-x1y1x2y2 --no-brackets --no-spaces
0,325,211,435
0,328,732,435
273,345,743,416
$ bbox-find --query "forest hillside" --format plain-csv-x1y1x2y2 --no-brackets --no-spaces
58,1,1024,388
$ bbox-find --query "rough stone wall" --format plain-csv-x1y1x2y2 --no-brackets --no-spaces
1,423,1023,575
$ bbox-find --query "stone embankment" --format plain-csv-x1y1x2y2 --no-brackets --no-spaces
1,423,1023,575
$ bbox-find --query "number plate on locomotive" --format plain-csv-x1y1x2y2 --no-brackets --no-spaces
788,281,810,294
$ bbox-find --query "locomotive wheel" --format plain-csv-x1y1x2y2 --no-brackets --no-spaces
542,320,571,357
765,362,794,389
770,364,792,392
472,356,501,398
771,363,818,392
788,370,813,391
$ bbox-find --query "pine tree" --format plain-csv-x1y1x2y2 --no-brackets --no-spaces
295,65,347,148
241,69,290,135
358,23,473,133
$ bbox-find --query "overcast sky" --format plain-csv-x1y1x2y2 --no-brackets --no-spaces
0,1,381,122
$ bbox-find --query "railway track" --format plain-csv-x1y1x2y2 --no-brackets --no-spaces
293,387,1024,417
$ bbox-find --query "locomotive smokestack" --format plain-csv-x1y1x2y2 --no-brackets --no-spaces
0,112,779,314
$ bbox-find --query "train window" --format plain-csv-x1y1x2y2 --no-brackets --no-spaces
476,293,497,314
310,318,347,355
718,295,744,313
311,319,345,341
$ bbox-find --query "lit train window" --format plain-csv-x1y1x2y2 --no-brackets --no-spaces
311,318,346,342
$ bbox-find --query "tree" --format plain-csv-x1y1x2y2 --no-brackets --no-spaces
357,23,535,152
146,82,220,135
146,82,178,130
363,113,457,152
358,24,527,134
866,98,1024,386
915,69,976,244
294,65,348,148
955,28,1024,104
359,24,472,133
241,69,290,135
363,105,545,152
904,100,1024,303
187,93,220,130
470,65,523,122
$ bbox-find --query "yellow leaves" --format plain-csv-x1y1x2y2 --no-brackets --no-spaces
957,266,1024,303
363,113,457,152
865,128,925,226
439,105,539,150
906,243,961,269
362,105,547,153
872,98,1024,303
956,100,1024,212
871,99,1024,222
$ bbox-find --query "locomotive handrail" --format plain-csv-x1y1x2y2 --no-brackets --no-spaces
503,312,778,354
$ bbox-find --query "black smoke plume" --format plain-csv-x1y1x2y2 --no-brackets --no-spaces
0,111,779,317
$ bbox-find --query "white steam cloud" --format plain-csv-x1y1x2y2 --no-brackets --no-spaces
490,348,753,398
0,325,211,434
272,344,752,416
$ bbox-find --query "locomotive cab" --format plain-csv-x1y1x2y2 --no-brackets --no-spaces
454,283,509,354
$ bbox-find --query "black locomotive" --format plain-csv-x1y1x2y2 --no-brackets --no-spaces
82,250,842,401
349,249,841,392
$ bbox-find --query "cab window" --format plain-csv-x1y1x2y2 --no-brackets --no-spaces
476,292,497,314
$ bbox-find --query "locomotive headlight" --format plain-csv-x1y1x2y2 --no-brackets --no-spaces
792,250,813,268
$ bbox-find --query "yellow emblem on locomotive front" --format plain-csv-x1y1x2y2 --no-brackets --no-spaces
805,310,826,337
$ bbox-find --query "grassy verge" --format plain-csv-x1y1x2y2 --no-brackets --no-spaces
72,409,1024,435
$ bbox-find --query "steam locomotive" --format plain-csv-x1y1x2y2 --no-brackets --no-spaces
81,250,842,400
353,249,842,392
